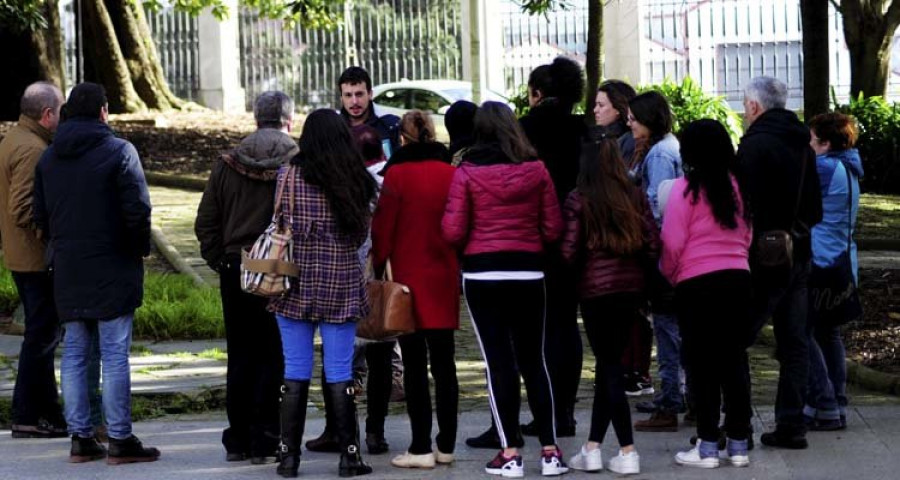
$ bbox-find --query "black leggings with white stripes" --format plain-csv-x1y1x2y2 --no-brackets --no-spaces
464,277,558,449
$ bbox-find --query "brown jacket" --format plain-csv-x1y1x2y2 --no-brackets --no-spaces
0,115,51,272
195,128,299,270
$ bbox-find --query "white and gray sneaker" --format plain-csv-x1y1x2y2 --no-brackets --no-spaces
675,446,720,468
540,448,570,476
608,449,640,474
569,445,603,472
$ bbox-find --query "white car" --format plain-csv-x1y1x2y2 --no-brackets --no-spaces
372,80,509,143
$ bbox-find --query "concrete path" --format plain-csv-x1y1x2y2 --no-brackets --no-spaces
1,406,899,479
148,185,218,286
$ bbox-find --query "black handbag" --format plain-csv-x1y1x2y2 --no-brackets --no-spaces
809,163,862,326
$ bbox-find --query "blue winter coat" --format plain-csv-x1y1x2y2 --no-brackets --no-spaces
811,148,863,283
33,118,152,322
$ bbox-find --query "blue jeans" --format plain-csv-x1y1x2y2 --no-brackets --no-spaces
277,316,356,383
652,313,684,412
805,324,847,421
62,315,133,439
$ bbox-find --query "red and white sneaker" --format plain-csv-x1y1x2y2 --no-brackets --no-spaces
485,450,524,478
541,447,570,476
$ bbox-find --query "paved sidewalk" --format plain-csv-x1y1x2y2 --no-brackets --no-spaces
2,406,899,479
149,185,217,286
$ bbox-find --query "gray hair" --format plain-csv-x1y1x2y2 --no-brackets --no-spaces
20,82,63,121
744,76,787,111
254,91,294,128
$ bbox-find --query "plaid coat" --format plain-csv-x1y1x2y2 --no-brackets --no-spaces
269,166,369,323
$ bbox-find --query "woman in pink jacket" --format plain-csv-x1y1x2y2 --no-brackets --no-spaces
442,102,567,478
662,119,753,469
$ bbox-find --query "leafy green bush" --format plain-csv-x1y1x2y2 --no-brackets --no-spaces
134,273,224,340
0,262,19,314
833,93,900,193
640,77,744,144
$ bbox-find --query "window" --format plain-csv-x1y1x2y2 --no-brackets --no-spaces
411,89,449,114
374,89,410,109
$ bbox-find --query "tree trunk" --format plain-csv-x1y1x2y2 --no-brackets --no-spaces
840,1,900,99
800,0,829,118
81,0,185,113
82,0,147,112
30,0,67,91
584,0,604,120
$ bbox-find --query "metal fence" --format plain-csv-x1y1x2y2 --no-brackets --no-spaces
500,0,588,95
239,0,464,111
643,0,900,109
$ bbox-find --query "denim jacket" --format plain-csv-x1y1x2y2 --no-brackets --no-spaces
631,133,683,226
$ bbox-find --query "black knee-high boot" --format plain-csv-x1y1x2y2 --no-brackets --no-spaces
277,380,309,478
305,367,339,453
328,381,373,477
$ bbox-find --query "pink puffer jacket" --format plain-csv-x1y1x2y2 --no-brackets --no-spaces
441,145,562,268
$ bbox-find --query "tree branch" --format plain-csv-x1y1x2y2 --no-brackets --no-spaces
886,0,900,30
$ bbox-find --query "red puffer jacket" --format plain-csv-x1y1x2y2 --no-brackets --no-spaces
560,188,660,299
441,144,562,272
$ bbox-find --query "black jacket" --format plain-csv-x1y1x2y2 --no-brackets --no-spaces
520,101,588,204
34,118,152,322
195,128,299,270
341,107,401,156
737,108,823,263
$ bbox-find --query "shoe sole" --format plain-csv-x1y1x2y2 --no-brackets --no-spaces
485,467,525,478
107,455,161,465
391,463,435,469
69,454,107,463
625,389,655,397
541,467,570,476
730,456,750,467
675,459,719,469
609,466,640,474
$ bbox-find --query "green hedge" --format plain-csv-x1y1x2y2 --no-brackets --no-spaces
833,93,900,194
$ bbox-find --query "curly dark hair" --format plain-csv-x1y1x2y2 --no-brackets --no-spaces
338,66,372,91
679,119,746,229
528,56,585,111
292,109,377,236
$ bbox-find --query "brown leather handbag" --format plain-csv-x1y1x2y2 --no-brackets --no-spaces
357,260,415,340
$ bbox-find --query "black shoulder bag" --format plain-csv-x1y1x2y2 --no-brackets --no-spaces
808,163,863,326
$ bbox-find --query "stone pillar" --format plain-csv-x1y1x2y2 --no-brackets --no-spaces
462,0,504,103
198,0,245,112
604,0,646,86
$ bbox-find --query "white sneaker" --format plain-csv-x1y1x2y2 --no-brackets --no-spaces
569,445,603,472
485,451,524,478
540,449,569,476
434,449,454,464
608,449,640,475
390,451,436,469
675,446,720,468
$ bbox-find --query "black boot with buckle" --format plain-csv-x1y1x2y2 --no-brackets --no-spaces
328,381,373,477
276,380,310,478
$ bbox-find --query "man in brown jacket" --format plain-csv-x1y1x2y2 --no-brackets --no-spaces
195,91,297,464
0,81,67,438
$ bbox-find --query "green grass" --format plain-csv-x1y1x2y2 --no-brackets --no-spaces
858,193,900,240
134,272,224,340
0,262,19,314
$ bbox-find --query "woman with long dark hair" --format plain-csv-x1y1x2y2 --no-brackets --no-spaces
519,55,586,440
560,138,659,474
271,109,377,478
442,102,567,477
804,113,863,431
666,119,753,469
627,91,686,433
371,110,461,469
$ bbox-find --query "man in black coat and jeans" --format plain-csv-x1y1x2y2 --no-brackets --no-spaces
195,91,298,464
33,82,159,464
738,76,823,449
